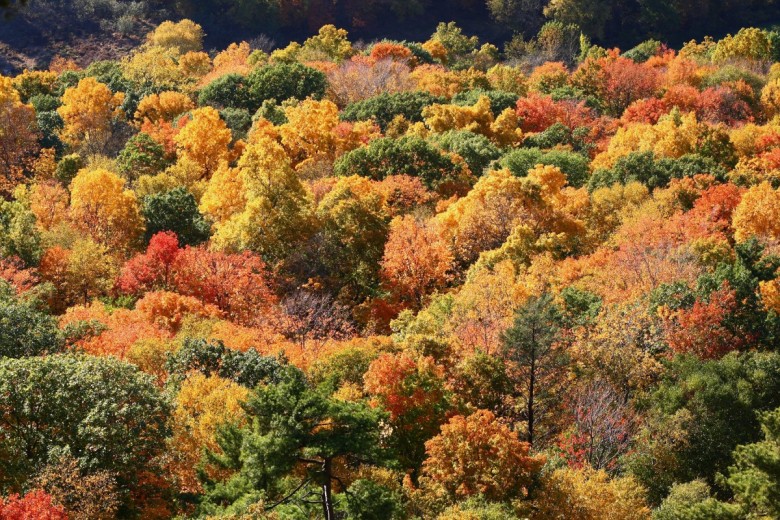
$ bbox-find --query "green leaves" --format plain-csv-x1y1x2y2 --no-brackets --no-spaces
0,355,169,492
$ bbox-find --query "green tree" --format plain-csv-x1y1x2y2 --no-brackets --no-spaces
0,199,41,266
246,63,327,111
116,132,169,181
653,480,742,520
431,130,501,176
198,73,254,111
334,136,471,192
141,187,210,246
165,338,286,389
0,355,169,495
726,406,780,518
341,92,445,131
628,352,780,504
199,366,387,520
500,147,591,188
501,293,568,447
0,285,62,358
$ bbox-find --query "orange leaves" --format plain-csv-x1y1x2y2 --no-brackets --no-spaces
0,76,38,194
515,93,593,133
420,410,544,501
733,181,780,243
380,215,453,310
661,282,748,359
364,352,446,423
170,246,277,327
119,232,277,327
135,291,221,334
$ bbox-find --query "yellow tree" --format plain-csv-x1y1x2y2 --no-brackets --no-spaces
532,466,651,520
279,99,379,169
0,76,39,194
146,19,204,55
733,181,780,243
436,168,542,268
169,373,249,493
69,168,144,252
174,107,232,178
209,135,312,266
134,91,194,125
761,79,780,119
57,77,124,154
40,240,119,307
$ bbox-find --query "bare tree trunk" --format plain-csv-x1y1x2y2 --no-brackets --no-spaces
321,458,335,520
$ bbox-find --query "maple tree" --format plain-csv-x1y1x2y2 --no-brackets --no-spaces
380,215,453,310
0,490,68,520
420,409,545,501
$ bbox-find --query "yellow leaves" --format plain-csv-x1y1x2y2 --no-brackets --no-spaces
146,19,204,55
593,111,703,169
761,79,780,119
208,135,312,264
134,91,194,125
712,27,773,64
733,181,780,242
57,78,124,153
174,107,232,175
486,64,528,95
423,96,507,141
122,45,184,89
280,99,357,165
570,303,663,396
199,163,245,224
437,169,530,267
69,168,143,252
410,65,489,98
760,278,780,314
301,25,354,61
450,259,528,355
170,373,249,493
534,466,651,520
0,75,21,105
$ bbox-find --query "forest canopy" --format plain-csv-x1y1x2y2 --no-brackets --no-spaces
2,13,780,520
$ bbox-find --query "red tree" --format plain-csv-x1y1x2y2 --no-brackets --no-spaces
0,490,68,520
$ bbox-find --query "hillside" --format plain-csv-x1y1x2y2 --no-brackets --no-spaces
2,14,780,520
1,0,778,73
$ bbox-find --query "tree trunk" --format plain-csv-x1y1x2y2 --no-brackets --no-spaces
321,458,335,520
